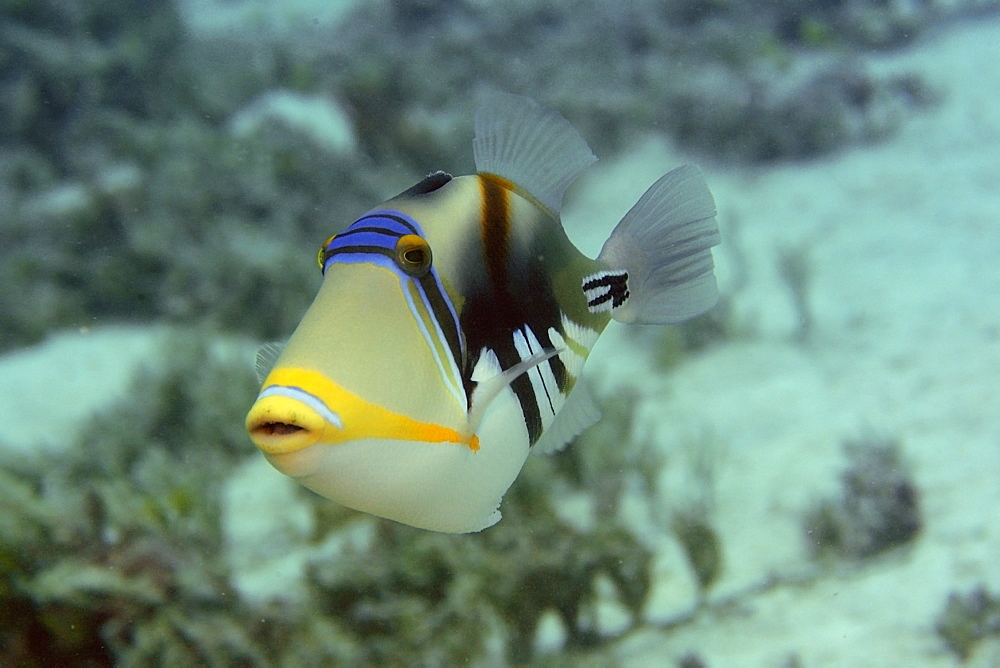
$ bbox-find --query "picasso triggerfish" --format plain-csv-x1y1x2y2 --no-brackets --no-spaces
246,92,720,533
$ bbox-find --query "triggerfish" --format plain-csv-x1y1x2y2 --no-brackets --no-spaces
245,92,720,533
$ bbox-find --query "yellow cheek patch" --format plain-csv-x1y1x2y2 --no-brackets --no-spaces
246,367,479,455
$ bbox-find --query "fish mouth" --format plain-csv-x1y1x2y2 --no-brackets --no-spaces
252,421,306,437
245,391,331,455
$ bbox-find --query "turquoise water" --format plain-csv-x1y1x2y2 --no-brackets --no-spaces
2,1,1000,664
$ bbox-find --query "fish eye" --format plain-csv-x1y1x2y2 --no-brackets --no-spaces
395,234,432,277
317,234,337,271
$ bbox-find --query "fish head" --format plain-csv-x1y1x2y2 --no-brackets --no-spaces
245,204,517,533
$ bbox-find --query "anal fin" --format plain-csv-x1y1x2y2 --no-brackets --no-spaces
532,380,601,455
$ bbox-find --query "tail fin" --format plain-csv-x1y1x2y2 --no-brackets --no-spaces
593,165,720,325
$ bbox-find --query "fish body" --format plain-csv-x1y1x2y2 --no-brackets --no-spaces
246,92,720,533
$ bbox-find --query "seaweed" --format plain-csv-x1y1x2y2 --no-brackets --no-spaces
0,0,374,351
0,333,260,665
936,586,1000,660
562,390,726,607
0,0,945,354
672,510,723,602
802,436,922,560
325,0,935,164
0,335,664,664
309,499,652,664
667,430,726,604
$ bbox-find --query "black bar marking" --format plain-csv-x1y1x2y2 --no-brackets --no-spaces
582,271,630,312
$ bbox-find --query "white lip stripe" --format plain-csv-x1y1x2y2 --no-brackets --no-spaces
257,385,343,428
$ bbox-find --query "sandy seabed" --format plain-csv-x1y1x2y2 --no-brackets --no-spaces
562,16,1000,667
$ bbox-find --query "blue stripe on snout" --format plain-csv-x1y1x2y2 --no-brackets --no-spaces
321,211,422,273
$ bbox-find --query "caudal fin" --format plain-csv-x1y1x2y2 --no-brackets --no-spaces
591,165,720,325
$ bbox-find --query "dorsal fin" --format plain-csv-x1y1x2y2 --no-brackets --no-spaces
389,171,452,200
532,380,601,455
473,92,596,217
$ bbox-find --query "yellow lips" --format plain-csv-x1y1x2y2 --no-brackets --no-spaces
245,367,480,455
245,394,329,454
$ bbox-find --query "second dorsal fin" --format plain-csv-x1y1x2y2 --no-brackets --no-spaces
473,91,596,217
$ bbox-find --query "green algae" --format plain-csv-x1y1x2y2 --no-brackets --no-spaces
0,0,942,354
0,335,663,664
936,586,1000,660
802,437,922,561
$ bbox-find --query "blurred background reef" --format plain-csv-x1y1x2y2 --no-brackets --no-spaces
1,0,992,663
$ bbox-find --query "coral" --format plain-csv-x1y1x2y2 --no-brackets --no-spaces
803,437,922,560
0,335,662,664
936,586,1000,660
0,0,948,353
319,0,936,165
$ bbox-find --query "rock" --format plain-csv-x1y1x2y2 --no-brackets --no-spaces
0,326,171,463
221,456,316,607
229,89,357,156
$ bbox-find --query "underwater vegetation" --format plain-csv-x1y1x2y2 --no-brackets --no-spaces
935,585,1000,660
802,436,922,560
325,0,938,164
0,335,664,664
669,451,724,606
0,0,375,351
0,0,951,354
0,335,260,664
5,333,850,664
2,0,990,663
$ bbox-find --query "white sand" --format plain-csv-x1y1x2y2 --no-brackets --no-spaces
0,327,172,462
178,0,357,37
561,16,1000,667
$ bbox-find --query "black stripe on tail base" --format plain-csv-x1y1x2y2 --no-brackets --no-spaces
582,270,630,313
